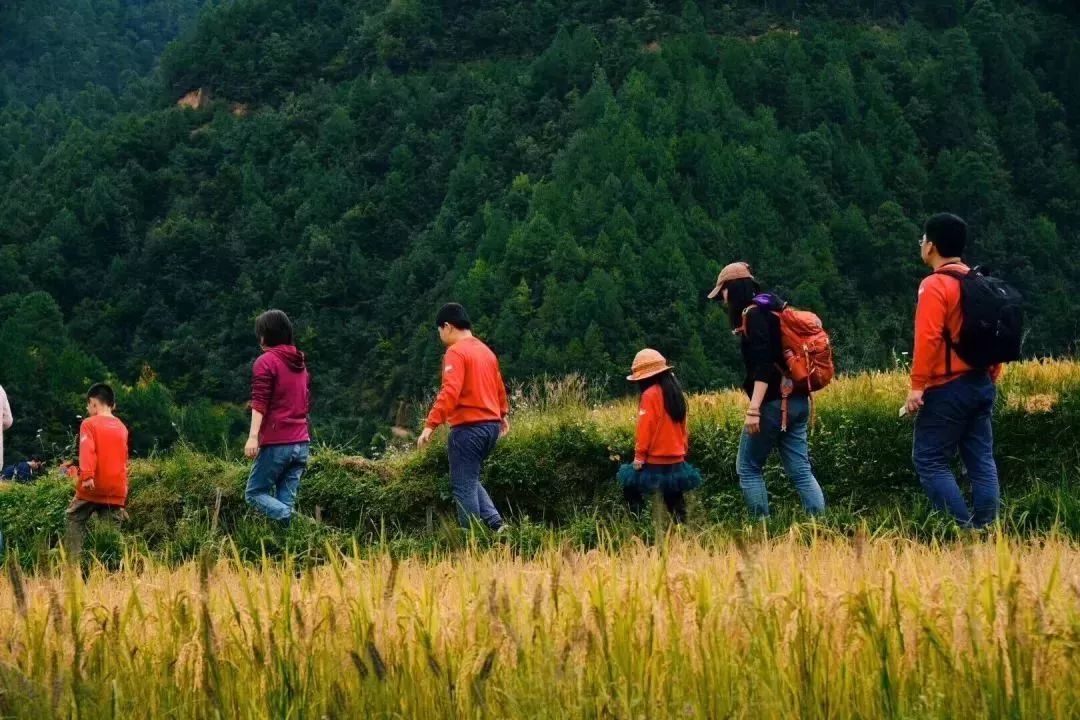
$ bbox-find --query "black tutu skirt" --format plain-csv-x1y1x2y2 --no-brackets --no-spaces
617,461,702,494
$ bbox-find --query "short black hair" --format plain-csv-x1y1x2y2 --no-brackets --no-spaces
255,309,294,347
924,213,967,257
87,383,115,407
435,303,471,330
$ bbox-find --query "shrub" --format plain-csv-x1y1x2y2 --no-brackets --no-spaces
2,361,1079,558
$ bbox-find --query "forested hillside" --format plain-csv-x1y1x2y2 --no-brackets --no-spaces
1,0,1079,453
1,0,202,108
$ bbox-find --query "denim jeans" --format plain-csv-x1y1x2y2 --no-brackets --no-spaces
245,442,309,523
448,422,504,529
912,372,999,528
736,396,826,518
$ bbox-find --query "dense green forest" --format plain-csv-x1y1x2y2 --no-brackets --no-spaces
1,0,1078,456
1,0,202,108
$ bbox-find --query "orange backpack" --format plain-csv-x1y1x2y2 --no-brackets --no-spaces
774,306,834,393
741,299,834,429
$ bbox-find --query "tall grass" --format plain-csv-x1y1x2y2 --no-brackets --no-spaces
0,533,1078,718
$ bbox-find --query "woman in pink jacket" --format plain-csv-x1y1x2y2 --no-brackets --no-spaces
243,310,311,527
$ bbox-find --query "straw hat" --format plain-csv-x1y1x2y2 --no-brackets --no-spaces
626,348,673,382
707,261,755,299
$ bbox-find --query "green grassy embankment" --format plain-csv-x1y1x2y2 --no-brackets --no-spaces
2,361,1078,563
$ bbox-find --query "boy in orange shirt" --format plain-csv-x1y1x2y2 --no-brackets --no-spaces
905,214,1000,528
417,303,509,531
65,383,129,557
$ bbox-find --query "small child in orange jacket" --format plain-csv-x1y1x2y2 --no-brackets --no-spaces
617,349,702,523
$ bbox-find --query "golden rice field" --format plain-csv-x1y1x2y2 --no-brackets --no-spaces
510,357,1079,431
2,533,1079,719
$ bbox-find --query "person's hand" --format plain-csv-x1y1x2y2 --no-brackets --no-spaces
81,477,95,491
905,390,925,416
633,459,644,471
499,417,510,438
744,407,761,435
417,427,434,448
244,436,260,459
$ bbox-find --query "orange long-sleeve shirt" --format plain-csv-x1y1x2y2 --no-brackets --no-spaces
911,263,1000,391
425,337,509,430
77,414,129,506
634,385,688,465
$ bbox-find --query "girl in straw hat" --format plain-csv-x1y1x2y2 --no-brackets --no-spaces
617,349,702,523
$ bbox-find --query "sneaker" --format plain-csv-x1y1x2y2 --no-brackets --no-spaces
495,524,511,536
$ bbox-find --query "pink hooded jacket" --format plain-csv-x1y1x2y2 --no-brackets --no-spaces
250,345,311,446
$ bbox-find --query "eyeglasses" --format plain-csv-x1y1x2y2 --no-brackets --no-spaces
918,236,928,247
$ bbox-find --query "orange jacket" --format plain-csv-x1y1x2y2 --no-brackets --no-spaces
911,263,1000,391
77,415,129,506
634,385,688,465
425,337,509,429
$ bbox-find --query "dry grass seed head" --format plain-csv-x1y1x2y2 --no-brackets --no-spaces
6,560,28,619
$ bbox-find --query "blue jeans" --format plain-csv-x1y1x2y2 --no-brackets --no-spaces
448,422,504,529
736,396,826,518
245,442,309,523
913,373,999,528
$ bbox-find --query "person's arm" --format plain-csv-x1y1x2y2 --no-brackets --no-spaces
634,389,660,469
744,309,776,386
247,357,274,458
245,410,264,459
745,380,769,435
305,371,312,416
0,387,11,431
743,310,773,434
419,348,465,447
78,421,96,491
497,365,510,437
908,277,947,412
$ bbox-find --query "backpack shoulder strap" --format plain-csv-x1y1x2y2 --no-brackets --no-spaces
737,305,753,335
934,262,969,282
930,264,967,375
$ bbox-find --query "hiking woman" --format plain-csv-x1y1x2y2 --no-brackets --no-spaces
708,262,826,518
617,349,702,523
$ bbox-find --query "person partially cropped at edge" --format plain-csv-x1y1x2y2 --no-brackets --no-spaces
66,383,129,558
709,262,825,518
905,214,1000,528
0,382,12,470
617,349,702,523
244,309,311,527
418,303,509,532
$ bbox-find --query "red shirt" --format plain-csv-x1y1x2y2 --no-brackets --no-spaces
77,414,129,506
911,263,1000,391
425,337,509,429
634,385,688,465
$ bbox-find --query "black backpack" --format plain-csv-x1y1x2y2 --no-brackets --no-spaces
937,264,1024,371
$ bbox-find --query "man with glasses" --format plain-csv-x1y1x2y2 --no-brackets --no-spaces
904,213,1001,528
418,303,510,532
